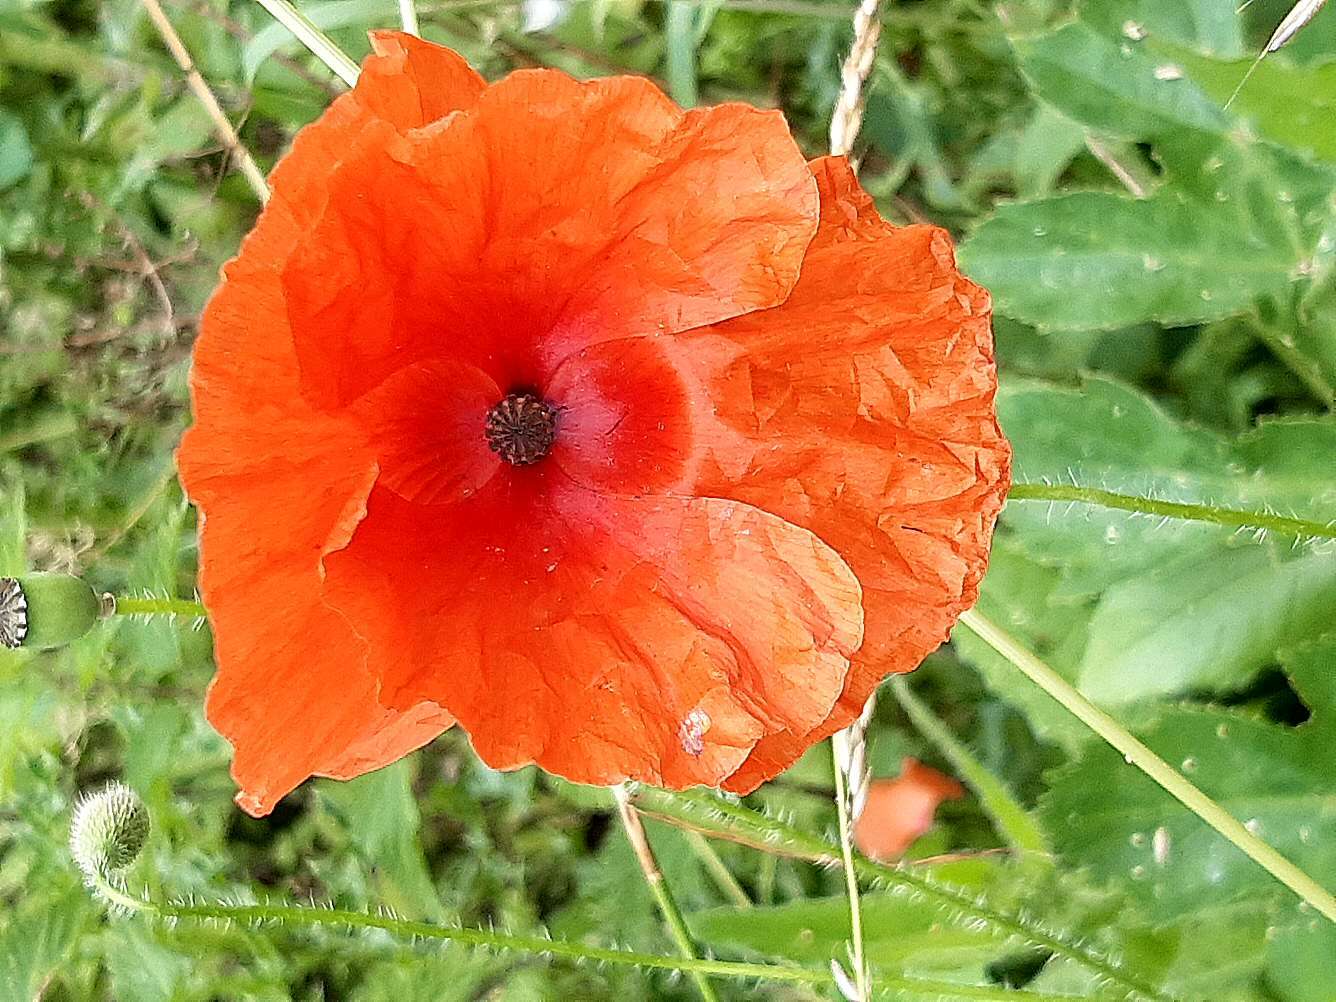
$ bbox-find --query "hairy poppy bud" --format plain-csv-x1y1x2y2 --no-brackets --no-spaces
70,782,150,885
0,574,105,651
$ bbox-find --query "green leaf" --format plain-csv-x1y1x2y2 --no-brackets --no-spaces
1078,545,1336,705
1012,21,1227,141
317,759,445,921
965,378,1336,729
0,885,90,1002
1265,920,1336,1002
691,862,1013,979
242,0,379,82
1079,0,1247,58
1039,633,1336,920
1156,43,1336,165
0,109,32,189
959,178,1315,330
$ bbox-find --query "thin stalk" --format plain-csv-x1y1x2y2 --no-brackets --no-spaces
88,875,817,984
1007,482,1336,541
88,873,1080,1000
109,596,207,618
831,733,869,1000
664,1,699,107
682,829,752,908
634,787,1172,1002
957,607,1336,925
889,677,1050,859
140,0,270,201
612,784,720,1002
398,0,420,34
251,0,360,86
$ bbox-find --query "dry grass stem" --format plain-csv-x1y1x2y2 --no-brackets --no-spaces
139,0,270,202
828,0,883,157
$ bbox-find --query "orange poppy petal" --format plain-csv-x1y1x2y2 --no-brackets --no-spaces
357,30,486,129
656,157,1008,792
281,67,818,409
853,758,965,861
320,481,862,788
349,359,503,506
178,72,469,816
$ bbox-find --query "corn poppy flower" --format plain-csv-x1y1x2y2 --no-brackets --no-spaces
177,32,1009,816
853,758,966,861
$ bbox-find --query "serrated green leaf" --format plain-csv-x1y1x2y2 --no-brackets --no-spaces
1079,545,1336,704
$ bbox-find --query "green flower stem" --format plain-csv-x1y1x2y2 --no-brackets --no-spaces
889,677,1050,859
1007,482,1336,541
957,607,1336,926
830,733,870,1000
110,596,207,618
250,0,360,86
88,869,1079,1000
634,788,1171,1002
682,828,752,908
612,784,720,1002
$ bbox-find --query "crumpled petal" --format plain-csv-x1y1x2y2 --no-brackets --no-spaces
657,157,1009,792
357,30,486,129
176,38,479,816
320,478,863,788
281,66,818,409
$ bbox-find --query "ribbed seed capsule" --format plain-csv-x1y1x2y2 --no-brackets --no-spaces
0,574,103,650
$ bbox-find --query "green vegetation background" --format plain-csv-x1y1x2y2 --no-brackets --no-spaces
3,0,1336,998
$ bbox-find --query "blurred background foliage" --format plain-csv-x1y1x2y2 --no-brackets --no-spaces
2,0,1336,998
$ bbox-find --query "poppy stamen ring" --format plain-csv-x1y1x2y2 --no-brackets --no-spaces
485,392,558,466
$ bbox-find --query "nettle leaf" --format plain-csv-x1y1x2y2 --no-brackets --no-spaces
1039,633,1336,921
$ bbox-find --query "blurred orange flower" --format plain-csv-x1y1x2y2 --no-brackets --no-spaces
177,33,1009,816
853,758,966,861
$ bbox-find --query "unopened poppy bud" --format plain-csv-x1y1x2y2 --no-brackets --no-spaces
70,781,150,884
0,573,105,650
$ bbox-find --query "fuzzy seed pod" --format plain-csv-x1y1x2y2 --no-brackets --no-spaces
70,782,150,884
0,574,103,650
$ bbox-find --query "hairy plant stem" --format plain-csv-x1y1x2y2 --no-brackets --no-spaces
109,596,207,618
957,607,1336,925
633,787,1172,1002
85,869,1081,999
1007,482,1336,540
612,784,720,1002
